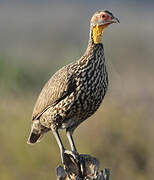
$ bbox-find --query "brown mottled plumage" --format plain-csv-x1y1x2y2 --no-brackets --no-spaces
27,10,119,163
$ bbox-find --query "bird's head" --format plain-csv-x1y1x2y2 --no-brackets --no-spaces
90,10,120,44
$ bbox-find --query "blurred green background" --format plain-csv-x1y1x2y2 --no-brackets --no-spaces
0,0,154,179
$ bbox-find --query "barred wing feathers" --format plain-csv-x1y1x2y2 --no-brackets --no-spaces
32,64,76,120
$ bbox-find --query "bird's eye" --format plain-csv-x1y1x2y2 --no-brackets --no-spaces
102,15,106,18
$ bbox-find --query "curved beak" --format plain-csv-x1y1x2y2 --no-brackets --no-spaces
112,17,120,23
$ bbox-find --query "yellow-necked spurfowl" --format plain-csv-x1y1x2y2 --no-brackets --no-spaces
27,10,119,163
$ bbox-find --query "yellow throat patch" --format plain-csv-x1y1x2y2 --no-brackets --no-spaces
92,24,109,44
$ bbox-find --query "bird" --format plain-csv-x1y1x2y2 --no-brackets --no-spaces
27,10,119,163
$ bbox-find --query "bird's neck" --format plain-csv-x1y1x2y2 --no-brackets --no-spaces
77,31,104,66
87,24,107,47
87,26,97,47
77,25,105,66
85,25,104,55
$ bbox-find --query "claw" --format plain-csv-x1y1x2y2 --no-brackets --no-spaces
63,150,79,164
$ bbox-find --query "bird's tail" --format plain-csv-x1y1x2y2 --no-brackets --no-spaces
27,120,43,144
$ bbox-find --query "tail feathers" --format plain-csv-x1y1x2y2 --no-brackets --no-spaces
27,132,41,144
27,120,50,144
27,120,42,144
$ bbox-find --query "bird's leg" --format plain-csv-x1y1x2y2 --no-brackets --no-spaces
66,130,79,162
52,129,65,164
66,130,77,152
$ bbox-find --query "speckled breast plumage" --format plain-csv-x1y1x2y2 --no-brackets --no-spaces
37,43,108,131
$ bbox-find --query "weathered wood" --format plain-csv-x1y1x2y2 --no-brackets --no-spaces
56,152,110,180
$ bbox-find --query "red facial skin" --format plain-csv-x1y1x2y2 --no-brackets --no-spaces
99,13,112,22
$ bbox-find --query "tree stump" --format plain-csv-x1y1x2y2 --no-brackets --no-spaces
56,152,110,180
